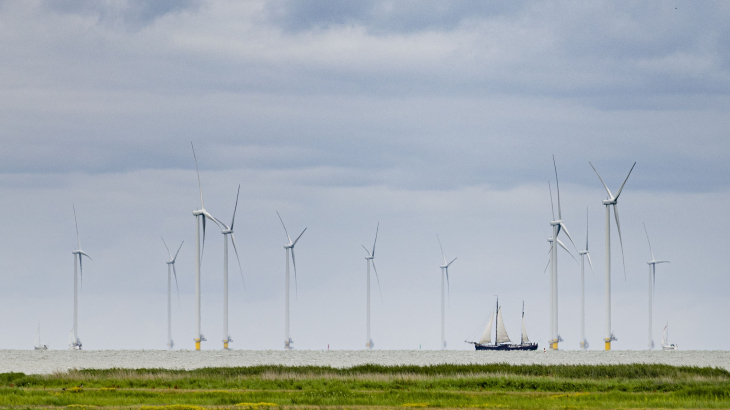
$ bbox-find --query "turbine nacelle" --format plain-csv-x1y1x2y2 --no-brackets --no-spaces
602,199,617,205
550,220,562,226
192,210,204,216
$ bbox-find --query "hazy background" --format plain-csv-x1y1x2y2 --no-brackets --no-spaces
0,0,728,351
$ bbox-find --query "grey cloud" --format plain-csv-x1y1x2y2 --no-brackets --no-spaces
42,0,202,28
265,0,525,34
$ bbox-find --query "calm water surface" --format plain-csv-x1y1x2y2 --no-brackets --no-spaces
1,350,728,374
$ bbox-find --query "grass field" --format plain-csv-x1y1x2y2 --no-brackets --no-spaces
1,363,729,409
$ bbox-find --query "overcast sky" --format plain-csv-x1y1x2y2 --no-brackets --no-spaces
0,0,728,351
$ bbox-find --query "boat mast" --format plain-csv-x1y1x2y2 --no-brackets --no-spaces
521,301,524,345
495,297,499,345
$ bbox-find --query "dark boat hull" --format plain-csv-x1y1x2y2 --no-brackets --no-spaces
474,343,538,351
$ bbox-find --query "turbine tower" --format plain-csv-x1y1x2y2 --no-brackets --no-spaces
436,234,456,350
216,185,244,350
362,223,382,349
578,208,595,350
547,157,578,350
162,238,183,350
644,223,669,350
589,161,636,351
277,211,306,350
70,205,91,350
191,143,222,351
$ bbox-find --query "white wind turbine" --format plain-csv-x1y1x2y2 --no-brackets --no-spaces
191,143,222,351
70,205,91,350
362,223,382,349
216,185,244,350
644,223,669,350
277,211,306,350
546,157,578,350
589,161,636,351
578,208,595,350
162,238,183,350
437,234,456,350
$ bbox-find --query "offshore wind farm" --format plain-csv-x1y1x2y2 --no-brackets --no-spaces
32,147,689,353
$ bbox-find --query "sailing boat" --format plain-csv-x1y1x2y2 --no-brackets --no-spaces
466,299,538,351
34,324,48,350
661,323,678,351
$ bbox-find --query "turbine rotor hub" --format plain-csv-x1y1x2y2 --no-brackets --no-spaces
602,199,616,205
550,220,562,226
193,210,204,216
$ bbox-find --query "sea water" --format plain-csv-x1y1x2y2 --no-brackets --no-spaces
1,350,729,374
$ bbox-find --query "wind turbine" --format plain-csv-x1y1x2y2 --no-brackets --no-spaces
578,208,595,350
437,234,456,350
277,211,306,350
589,161,636,350
216,185,244,350
70,205,91,350
362,223,382,349
547,156,578,350
191,143,222,351
162,238,183,350
644,223,669,350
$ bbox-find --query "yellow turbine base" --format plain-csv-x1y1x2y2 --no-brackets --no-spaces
605,341,611,351
224,342,229,349
195,341,201,351
550,341,558,350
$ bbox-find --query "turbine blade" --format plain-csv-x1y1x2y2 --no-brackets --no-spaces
230,233,245,290
445,267,450,306
291,248,298,299
191,142,204,210
655,260,671,264
614,162,636,200
293,228,307,246
79,251,91,260
204,212,223,229
559,222,578,253
73,204,81,250
544,257,551,274
201,215,206,263
553,155,562,220
548,181,555,220
79,254,83,290
586,252,595,276
589,162,614,199
276,211,292,243
162,237,172,260
230,185,240,230
172,263,181,306
174,241,184,262
613,204,627,280
557,238,579,265
362,244,372,256
585,206,589,251
372,223,379,258
436,233,446,265
372,260,383,303
643,222,655,261
447,257,457,267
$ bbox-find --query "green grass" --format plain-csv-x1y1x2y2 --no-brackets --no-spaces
1,364,729,409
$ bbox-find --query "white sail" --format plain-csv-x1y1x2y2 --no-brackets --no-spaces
478,311,494,345
662,324,668,345
521,315,530,344
496,308,511,344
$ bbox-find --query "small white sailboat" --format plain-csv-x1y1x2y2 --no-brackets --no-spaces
68,329,81,350
661,323,677,351
34,324,48,350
